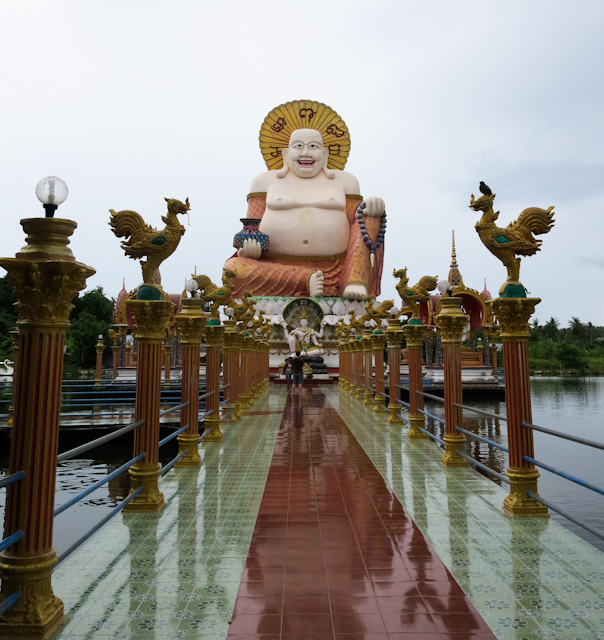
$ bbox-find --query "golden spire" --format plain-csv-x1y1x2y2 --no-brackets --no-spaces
448,230,463,287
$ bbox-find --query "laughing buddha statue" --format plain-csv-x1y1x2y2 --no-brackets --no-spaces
224,100,386,300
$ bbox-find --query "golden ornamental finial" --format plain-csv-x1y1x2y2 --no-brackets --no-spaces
109,197,190,298
393,268,438,323
470,188,554,297
192,268,238,318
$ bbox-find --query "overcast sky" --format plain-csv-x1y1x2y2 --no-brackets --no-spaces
2,1,603,326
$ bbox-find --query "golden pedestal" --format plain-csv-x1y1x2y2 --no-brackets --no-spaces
373,395,387,414
124,463,166,512
441,433,469,467
504,468,549,517
407,414,428,439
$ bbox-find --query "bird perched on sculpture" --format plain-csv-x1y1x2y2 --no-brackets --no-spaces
469,191,554,296
393,268,438,322
192,268,238,318
479,182,492,196
109,198,190,291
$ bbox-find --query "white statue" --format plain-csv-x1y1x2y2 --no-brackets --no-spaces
224,100,386,300
281,315,326,356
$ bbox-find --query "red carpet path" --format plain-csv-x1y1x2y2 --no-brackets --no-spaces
228,388,496,639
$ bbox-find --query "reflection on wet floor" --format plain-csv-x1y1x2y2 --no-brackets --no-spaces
230,388,495,639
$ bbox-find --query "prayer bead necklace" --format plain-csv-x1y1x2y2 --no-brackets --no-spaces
356,202,387,267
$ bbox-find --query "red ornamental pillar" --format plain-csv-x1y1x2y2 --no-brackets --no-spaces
491,298,548,517
239,335,252,411
203,319,224,441
385,319,404,424
222,320,240,421
372,331,387,413
175,298,207,466
0,218,94,638
95,335,104,384
354,337,364,399
402,323,428,437
6,330,19,430
112,344,120,379
338,341,348,390
164,344,171,381
124,299,174,511
435,296,469,466
363,329,374,406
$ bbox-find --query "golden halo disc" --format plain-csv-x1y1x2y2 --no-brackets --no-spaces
259,100,351,171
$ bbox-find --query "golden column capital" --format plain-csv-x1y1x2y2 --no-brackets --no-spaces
371,332,386,351
176,299,207,345
204,320,225,346
435,297,468,344
127,299,174,341
385,318,403,348
402,323,427,348
489,297,540,339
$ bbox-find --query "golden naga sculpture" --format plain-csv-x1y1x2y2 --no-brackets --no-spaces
361,296,395,325
109,197,190,296
393,267,438,322
231,290,257,325
347,310,365,336
470,190,554,297
192,268,237,318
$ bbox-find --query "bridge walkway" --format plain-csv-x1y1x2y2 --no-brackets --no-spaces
50,385,604,639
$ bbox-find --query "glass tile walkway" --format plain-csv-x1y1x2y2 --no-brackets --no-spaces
48,384,604,639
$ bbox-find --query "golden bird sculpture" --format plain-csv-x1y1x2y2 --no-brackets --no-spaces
393,268,438,322
347,310,365,337
361,297,395,326
109,197,190,290
192,268,238,318
469,191,554,296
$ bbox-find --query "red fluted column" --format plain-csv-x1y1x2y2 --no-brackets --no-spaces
239,335,252,411
385,319,404,424
435,297,468,466
164,344,171,381
112,344,120,379
0,217,94,638
125,299,174,510
222,320,241,421
354,337,363,399
203,320,224,441
95,336,104,384
363,329,374,406
403,323,428,437
372,331,387,413
491,298,548,517
175,298,207,466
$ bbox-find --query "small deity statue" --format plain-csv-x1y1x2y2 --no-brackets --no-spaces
281,312,326,356
224,100,386,300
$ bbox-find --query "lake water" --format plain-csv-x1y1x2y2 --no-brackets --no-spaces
1,377,603,557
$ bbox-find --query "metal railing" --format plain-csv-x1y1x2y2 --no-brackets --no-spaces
0,471,25,615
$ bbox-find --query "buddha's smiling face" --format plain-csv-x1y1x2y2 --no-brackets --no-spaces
283,129,328,178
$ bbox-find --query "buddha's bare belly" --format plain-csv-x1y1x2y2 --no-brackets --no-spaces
260,207,349,256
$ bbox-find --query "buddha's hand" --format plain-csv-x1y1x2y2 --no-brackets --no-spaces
361,197,386,218
237,238,262,259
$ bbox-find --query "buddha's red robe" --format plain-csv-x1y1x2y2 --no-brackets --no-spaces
224,194,385,299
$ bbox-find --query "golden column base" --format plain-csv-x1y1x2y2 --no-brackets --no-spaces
363,389,374,406
373,395,387,413
123,463,165,512
0,550,64,639
441,433,468,466
239,393,252,412
504,467,549,517
407,414,428,439
221,403,240,423
355,385,363,400
386,404,404,425
175,433,201,467
202,415,223,442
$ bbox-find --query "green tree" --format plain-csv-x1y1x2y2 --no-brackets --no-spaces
0,275,18,359
543,317,560,341
66,287,115,368
568,317,586,345
556,341,583,369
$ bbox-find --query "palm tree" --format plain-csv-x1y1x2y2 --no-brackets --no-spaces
586,321,596,346
544,317,559,341
569,317,586,345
